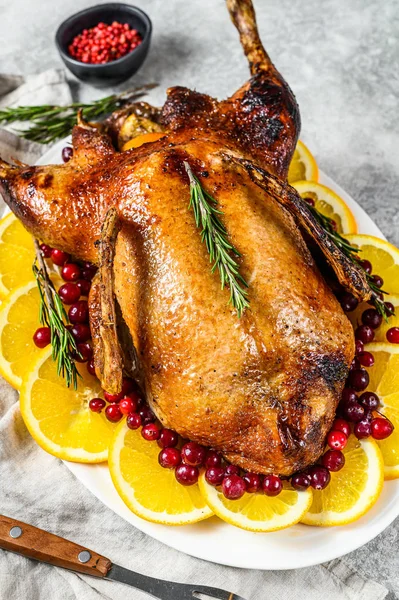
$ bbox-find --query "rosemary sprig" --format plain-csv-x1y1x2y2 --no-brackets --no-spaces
308,206,393,320
33,240,81,388
184,162,249,317
0,84,157,144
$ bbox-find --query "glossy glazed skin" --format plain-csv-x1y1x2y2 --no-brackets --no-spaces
0,0,356,475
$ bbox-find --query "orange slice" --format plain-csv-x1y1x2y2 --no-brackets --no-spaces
288,140,319,183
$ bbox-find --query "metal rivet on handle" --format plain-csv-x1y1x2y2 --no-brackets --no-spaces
78,550,91,563
9,526,22,539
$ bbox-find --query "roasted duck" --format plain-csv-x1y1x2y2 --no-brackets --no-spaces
0,0,374,476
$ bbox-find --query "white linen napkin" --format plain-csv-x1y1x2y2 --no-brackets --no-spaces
0,70,391,600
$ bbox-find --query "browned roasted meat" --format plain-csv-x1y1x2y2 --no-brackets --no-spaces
0,0,368,475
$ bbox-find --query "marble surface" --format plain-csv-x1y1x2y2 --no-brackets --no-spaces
1,0,399,596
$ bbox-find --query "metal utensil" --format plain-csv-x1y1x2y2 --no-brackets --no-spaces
0,515,246,600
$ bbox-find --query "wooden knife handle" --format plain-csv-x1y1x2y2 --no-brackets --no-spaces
0,515,111,577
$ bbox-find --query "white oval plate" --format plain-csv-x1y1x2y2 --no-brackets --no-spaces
16,138,399,570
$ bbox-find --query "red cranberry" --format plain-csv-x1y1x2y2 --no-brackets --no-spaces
205,467,225,486
139,405,156,425
330,219,337,231
119,397,137,415
321,450,345,472
358,351,374,368
340,293,358,312
385,302,395,315
242,472,262,493
126,412,141,430
222,474,246,499
104,390,124,403
142,423,161,441
175,464,199,486
225,464,240,476
327,430,347,451
105,404,123,422
361,308,382,330
371,417,394,440
308,466,331,490
158,448,181,469
76,279,91,296
359,391,380,410
58,282,81,304
68,301,89,324
81,263,97,281
70,323,91,343
304,196,315,206
33,327,51,348
61,263,81,282
355,325,375,344
350,357,361,371
371,274,384,289
157,428,178,449
87,358,96,376
205,450,223,468
341,388,358,405
354,419,372,439
355,340,364,355
348,368,369,391
39,243,53,258
51,248,70,266
291,472,311,491
62,146,73,163
89,398,106,413
262,474,283,496
344,402,365,423
181,442,206,466
75,342,92,363
332,418,351,437
359,259,372,274
387,327,399,343
121,377,135,396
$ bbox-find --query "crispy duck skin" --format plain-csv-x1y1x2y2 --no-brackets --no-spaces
0,0,362,475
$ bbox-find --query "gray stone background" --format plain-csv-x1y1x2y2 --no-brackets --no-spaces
0,0,398,596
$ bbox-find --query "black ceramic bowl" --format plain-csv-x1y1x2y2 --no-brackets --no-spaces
55,3,152,87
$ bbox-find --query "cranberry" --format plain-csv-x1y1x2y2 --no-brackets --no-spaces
371,274,384,289
104,390,124,403
359,391,380,410
175,464,199,486
68,21,142,65
205,450,223,468
262,474,283,496
350,357,361,371
126,412,141,430
205,467,225,486
181,442,206,467
355,325,375,344
225,464,240,476
344,402,365,423
340,293,358,312
371,417,394,440
89,398,106,413
355,340,364,355
327,430,347,451
75,342,92,363
385,302,395,315
68,301,89,324
359,259,373,274
58,282,81,304
330,219,337,231
87,358,96,376
332,418,351,437
39,243,53,258
321,450,345,472
62,146,73,163
81,263,97,281
308,466,331,490
348,368,369,391
51,248,70,266
141,423,161,441
157,428,178,449
361,308,382,330
105,403,123,422
121,377,135,396
119,397,137,415
76,279,91,296
341,388,358,405
242,472,262,493
387,327,399,343
291,472,311,491
61,263,81,282
354,419,372,439
304,196,315,206
139,405,156,425
33,327,51,348
70,323,91,343
358,351,374,368
158,448,181,469
222,474,246,499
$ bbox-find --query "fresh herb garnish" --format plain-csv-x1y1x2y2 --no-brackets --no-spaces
33,240,81,388
184,161,250,318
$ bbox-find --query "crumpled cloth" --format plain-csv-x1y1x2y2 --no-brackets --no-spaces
0,70,390,600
